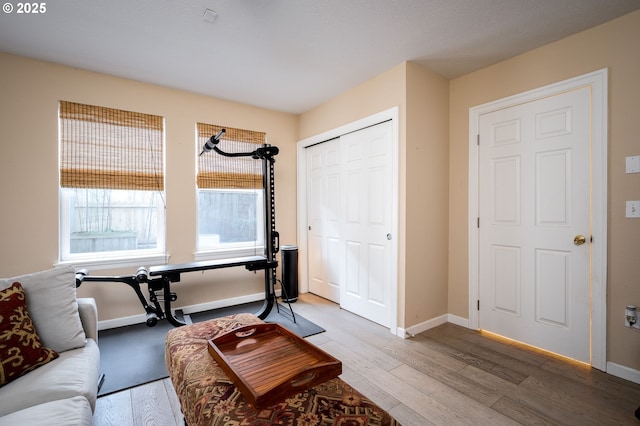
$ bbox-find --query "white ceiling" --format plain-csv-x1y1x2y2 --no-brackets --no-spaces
1,0,638,114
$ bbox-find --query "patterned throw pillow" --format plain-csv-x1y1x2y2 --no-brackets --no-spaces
0,282,59,387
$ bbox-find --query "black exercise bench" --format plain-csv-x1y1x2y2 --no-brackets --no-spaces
148,256,278,326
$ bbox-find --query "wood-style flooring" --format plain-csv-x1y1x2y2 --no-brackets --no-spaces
94,293,640,425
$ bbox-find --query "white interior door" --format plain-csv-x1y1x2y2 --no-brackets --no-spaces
339,121,394,327
478,87,591,362
306,138,341,302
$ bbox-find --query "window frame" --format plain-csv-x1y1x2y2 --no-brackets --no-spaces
58,188,168,269
194,188,266,261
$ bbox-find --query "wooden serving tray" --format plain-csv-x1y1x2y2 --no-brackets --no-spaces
207,323,342,408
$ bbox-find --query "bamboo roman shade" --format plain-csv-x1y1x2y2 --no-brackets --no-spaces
59,101,164,191
196,123,265,189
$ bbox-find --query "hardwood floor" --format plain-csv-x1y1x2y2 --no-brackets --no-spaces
94,293,640,425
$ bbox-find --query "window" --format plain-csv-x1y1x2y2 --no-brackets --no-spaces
196,123,265,257
58,101,165,264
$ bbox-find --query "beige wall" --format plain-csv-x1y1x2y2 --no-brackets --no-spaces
448,10,640,370
299,62,450,329
0,53,298,321
404,63,450,326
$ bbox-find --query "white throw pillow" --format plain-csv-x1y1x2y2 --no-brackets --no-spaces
0,266,86,352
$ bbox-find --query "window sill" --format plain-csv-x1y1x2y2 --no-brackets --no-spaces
56,252,170,271
194,246,265,262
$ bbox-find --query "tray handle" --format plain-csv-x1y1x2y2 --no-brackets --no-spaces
262,361,341,397
290,372,316,388
212,323,278,344
234,327,257,338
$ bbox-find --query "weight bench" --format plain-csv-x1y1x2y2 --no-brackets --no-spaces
76,255,279,328
148,255,278,327
165,313,400,426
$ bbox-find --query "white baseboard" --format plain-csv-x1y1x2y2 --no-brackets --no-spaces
447,313,469,328
397,313,470,338
98,291,278,330
399,314,448,338
606,361,640,385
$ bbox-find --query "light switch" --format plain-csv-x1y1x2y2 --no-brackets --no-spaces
626,201,640,218
626,156,640,173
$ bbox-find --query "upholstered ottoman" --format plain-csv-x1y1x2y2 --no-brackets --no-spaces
165,313,400,426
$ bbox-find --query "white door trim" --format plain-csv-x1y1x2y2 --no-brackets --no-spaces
297,107,400,335
468,69,608,370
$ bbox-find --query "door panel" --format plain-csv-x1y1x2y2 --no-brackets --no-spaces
493,245,520,315
535,249,569,326
308,174,324,294
493,157,520,224
345,240,361,296
368,243,386,305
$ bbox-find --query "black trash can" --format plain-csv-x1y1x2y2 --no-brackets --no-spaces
281,245,298,302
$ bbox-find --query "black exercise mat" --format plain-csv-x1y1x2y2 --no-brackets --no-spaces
97,301,324,396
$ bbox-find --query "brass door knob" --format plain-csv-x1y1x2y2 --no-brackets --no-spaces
574,235,587,246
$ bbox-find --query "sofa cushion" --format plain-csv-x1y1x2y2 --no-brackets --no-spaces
0,395,93,426
0,339,100,416
0,282,59,387
0,266,86,353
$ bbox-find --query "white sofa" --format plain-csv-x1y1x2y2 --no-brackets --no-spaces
0,267,101,425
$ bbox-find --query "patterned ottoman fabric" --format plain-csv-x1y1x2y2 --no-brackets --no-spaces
165,313,400,426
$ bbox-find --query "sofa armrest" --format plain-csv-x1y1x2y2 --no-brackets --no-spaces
77,298,98,343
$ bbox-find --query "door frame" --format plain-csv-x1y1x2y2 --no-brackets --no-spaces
297,107,400,335
468,69,608,370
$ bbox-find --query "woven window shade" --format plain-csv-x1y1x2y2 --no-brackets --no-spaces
59,101,164,191
197,123,265,189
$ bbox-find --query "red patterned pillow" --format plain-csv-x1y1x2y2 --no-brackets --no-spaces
0,281,59,387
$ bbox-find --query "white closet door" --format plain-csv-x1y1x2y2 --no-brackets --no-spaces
338,121,394,327
306,138,341,302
